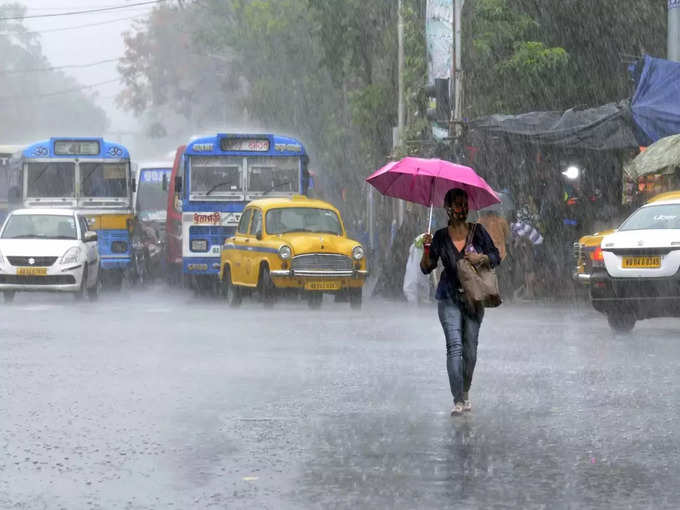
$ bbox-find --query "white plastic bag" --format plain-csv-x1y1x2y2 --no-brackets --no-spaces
403,242,431,303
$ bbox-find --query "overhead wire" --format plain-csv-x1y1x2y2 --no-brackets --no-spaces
0,78,120,101
0,0,167,21
0,13,151,35
0,58,121,75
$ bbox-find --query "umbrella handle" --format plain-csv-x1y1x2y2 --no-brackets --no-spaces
427,204,433,234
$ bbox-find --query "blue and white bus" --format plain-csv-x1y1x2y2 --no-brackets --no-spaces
17,138,134,288
168,133,310,291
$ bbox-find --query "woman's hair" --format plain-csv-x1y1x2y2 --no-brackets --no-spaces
444,188,468,207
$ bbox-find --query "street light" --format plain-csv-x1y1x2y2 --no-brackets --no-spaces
562,165,580,180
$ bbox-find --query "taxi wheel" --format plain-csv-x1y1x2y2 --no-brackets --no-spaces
74,266,88,301
258,265,276,308
3,291,15,303
607,312,635,333
222,267,241,307
307,292,322,309
349,288,362,310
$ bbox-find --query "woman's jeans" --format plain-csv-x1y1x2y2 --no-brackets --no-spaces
437,298,484,404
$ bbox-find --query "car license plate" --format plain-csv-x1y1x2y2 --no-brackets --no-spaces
622,256,661,269
16,267,48,276
305,280,341,291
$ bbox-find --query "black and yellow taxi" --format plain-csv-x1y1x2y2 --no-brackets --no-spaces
219,196,367,308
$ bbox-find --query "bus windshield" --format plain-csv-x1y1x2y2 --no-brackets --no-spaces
80,162,128,198
190,156,243,197
26,162,75,197
247,157,300,195
137,169,170,221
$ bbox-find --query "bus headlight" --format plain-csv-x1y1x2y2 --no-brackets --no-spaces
352,245,365,260
60,247,82,265
279,245,292,260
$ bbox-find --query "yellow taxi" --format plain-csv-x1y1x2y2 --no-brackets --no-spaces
219,196,368,308
573,190,680,283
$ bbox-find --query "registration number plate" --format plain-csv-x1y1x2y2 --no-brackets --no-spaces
305,280,341,291
622,256,661,269
16,267,48,276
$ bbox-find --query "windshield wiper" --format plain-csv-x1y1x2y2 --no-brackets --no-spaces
262,181,291,196
8,234,47,239
206,181,238,195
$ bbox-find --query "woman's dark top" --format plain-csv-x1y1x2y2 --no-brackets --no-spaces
421,222,501,301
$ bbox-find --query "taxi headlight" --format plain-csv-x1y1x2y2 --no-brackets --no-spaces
60,247,81,265
352,245,365,260
279,245,292,260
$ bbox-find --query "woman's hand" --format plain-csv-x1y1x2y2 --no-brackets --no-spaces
465,252,489,265
421,233,433,246
420,232,433,272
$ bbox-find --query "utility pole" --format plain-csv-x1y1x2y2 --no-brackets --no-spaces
397,0,406,226
450,0,464,142
669,0,680,61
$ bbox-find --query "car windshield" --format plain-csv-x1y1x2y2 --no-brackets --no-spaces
80,162,128,198
137,168,171,220
190,156,242,196
618,204,680,231
1,214,77,239
266,207,342,235
26,162,75,197
247,157,300,195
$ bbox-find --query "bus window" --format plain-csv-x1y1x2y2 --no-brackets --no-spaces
190,156,243,196
247,156,299,195
26,162,75,197
80,162,128,197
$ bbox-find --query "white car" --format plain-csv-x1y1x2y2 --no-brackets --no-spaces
590,197,680,331
0,208,100,302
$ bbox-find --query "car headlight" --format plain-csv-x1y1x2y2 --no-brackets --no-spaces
279,245,292,260
60,247,82,265
352,245,365,260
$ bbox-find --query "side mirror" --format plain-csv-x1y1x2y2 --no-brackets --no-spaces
162,174,168,191
174,176,182,193
131,177,137,193
84,231,98,242
256,230,263,241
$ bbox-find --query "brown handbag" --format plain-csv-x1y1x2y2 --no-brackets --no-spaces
456,224,502,308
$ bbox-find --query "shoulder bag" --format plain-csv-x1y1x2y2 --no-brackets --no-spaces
456,223,502,308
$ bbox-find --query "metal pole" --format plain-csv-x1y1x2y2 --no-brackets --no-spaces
453,0,464,137
397,0,406,226
669,0,680,61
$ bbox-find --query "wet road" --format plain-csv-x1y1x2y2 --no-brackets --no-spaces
1,287,680,509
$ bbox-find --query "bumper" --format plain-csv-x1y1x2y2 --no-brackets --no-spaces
0,264,85,292
589,270,680,318
270,269,368,290
100,256,131,270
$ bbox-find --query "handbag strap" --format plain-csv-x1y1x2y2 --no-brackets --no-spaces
464,223,477,253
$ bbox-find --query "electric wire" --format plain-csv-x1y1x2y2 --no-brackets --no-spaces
0,13,150,35
0,78,120,101
0,58,121,76
0,0,166,21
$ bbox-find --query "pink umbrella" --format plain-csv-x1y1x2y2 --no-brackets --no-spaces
366,157,501,232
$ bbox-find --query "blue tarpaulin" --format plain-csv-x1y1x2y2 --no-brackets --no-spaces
632,55,680,146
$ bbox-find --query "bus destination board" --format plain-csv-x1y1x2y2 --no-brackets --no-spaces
220,138,270,152
54,140,100,156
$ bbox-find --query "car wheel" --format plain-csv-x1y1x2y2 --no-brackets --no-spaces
105,272,123,293
74,266,87,301
222,266,241,307
258,264,276,308
88,270,102,302
607,312,635,333
349,288,363,310
3,290,15,303
307,292,322,309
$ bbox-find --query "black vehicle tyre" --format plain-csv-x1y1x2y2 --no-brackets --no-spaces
222,266,242,307
3,290,15,303
307,292,322,309
258,264,276,308
88,268,102,302
607,312,635,333
349,287,363,310
106,272,123,293
74,266,88,301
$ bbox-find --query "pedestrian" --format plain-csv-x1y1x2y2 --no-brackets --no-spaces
420,188,501,416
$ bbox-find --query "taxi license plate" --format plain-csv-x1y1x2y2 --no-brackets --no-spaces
16,267,48,276
305,280,341,291
622,256,661,269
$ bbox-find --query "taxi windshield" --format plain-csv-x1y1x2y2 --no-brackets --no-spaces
619,204,680,231
2,214,77,239
266,207,342,235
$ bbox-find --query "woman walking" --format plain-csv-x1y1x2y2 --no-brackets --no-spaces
420,188,500,416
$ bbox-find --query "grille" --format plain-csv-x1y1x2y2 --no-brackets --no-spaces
189,226,235,247
7,256,58,267
572,242,582,263
291,254,353,271
0,275,76,285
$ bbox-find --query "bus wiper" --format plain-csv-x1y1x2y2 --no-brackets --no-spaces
262,181,291,196
206,182,236,195
30,164,50,186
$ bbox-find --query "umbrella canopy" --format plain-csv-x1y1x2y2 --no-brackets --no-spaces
366,157,500,210
627,133,680,178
